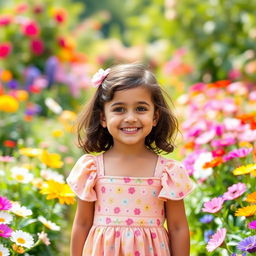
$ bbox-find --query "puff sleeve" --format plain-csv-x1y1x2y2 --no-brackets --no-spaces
158,160,194,201
66,154,97,201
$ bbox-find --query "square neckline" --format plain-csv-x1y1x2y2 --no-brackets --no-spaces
97,153,161,179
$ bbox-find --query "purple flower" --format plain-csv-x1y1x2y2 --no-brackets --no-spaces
248,220,256,229
45,56,58,88
223,148,253,162
202,197,224,213
223,183,246,200
7,79,19,89
237,235,256,253
0,196,12,210
204,230,214,243
200,214,214,223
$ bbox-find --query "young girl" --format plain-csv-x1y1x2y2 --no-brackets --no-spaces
67,63,194,256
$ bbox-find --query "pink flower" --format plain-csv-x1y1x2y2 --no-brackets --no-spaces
147,179,154,185
134,208,141,215
106,218,111,224
156,219,161,226
114,207,121,214
223,147,252,162
135,230,141,236
30,39,44,55
125,218,134,226
128,187,135,194
22,21,40,36
211,137,236,148
135,251,140,256
123,177,131,183
0,224,12,238
0,42,12,58
195,130,216,144
202,197,224,213
115,231,120,237
0,156,14,163
151,232,157,239
0,196,12,210
223,183,246,200
206,228,226,252
91,68,110,87
101,186,106,193
0,15,12,26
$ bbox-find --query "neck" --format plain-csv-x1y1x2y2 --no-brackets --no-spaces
109,142,149,157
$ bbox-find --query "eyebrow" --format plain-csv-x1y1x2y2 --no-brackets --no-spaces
110,101,151,107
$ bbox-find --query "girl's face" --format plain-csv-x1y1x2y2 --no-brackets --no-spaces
101,86,159,149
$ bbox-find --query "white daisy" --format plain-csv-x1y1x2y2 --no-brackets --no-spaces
193,152,213,179
10,167,33,184
11,230,34,248
0,211,13,224
0,169,4,176
40,169,64,183
38,216,60,231
45,97,63,114
0,243,10,256
10,202,32,217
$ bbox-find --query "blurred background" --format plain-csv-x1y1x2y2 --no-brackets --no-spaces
0,0,255,255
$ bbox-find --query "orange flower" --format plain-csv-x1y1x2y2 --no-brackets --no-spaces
184,141,195,150
12,244,25,254
0,70,12,82
3,140,16,148
211,80,231,88
245,192,256,203
203,157,223,168
235,205,256,217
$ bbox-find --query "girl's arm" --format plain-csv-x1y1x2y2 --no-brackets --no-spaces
165,199,190,256
70,198,95,256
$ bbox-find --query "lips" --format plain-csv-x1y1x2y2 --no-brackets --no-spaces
121,127,140,132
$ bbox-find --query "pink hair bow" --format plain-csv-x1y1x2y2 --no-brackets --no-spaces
91,68,110,87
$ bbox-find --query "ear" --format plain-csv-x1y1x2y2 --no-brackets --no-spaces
100,112,107,128
153,109,159,127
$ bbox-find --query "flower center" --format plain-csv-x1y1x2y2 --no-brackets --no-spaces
0,252,3,256
16,175,24,181
17,237,26,244
0,218,4,222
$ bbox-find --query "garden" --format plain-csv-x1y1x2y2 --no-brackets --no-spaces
0,0,255,255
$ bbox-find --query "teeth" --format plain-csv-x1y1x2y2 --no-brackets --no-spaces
122,128,138,132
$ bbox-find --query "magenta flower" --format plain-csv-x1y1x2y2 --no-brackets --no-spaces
125,218,134,226
128,187,135,194
223,147,252,162
248,220,256,229
0,196,12,210
202,197,224,213
114,207,120,214
0,42,12,58
134,208,141,215
22,21,40,36
223,183,246,200
30,39,44,55
0,224,13,238
206,228,226,252
211,137,236,148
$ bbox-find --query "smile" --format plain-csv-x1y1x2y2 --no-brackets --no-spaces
120,127,141,133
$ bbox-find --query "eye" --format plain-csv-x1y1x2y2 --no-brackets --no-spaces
112,107,125,113
136,106,148,112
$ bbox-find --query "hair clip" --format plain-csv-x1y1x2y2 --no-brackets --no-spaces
91,68,110,87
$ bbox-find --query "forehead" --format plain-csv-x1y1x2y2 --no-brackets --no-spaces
110,87,153,104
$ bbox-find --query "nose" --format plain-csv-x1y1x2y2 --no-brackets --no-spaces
124,111,137,123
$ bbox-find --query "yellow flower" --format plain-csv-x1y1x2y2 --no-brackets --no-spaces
51,129,64,137
144,204,150,211
239,141,253,148
40,180,75,205
39,150,63,168
12,244,25,254
58,110,77,132
19,147,42,157
115,187,123,194
233,164,256,175
235,205,256,217
0,95,19,112
245,192,256,203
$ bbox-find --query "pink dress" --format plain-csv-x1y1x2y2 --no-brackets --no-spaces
67,153,194,256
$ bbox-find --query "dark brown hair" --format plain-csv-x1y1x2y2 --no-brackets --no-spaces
76,63,178,154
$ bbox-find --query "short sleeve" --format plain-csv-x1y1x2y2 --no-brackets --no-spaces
66,154,97,201
158,160,194,201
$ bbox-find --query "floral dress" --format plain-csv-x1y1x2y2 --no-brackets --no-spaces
66,153,194,256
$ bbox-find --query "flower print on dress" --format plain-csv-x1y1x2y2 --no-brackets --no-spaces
134,208,141,215
125,218,134,226
124,177,131,183
114,207,121,214
147,179,154,185
128,187,136,194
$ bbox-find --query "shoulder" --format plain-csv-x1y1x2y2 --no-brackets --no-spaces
158,155,184,169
